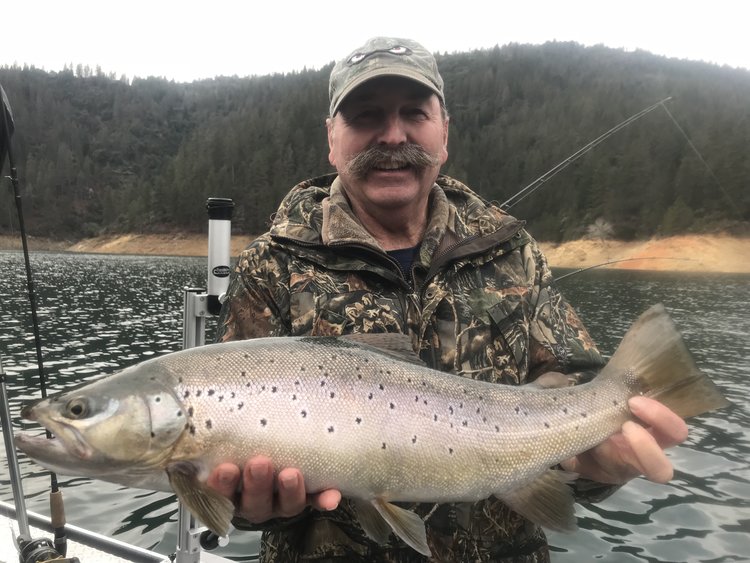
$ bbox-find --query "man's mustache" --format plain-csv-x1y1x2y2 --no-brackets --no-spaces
345,144,440,179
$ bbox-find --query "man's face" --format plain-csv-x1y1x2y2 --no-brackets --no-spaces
327,77,449,216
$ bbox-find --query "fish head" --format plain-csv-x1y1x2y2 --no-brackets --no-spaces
15,368,187,482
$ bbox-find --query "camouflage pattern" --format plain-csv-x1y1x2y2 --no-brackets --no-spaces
328,37,444,116
217,173,607,562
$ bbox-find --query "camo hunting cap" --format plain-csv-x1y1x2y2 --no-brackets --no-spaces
329,37,444,116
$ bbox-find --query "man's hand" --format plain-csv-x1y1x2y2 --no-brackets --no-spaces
206,456,341,523
561,396,689,484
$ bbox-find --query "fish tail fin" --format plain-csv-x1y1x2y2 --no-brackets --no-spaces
602,304,730,419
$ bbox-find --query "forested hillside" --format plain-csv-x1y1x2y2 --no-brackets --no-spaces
1,42,748,241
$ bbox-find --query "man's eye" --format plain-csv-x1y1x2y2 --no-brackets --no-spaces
405,108,427,119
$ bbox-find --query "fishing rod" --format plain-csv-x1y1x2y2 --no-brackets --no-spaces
501,96,673,210
1,83,72,560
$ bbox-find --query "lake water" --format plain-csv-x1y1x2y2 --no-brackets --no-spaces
0,251,748,562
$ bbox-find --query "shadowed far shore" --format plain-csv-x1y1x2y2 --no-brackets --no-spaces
0,233,748,274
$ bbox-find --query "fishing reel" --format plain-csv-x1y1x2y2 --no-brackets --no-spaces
17,535,79,563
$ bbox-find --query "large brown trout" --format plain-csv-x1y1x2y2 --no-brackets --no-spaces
15,304,729,556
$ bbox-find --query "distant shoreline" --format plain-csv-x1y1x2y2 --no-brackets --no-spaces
1,233,748,274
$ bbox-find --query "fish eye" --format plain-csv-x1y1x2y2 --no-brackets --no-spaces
65,398,89,419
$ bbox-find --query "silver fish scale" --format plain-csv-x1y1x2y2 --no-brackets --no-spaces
157,337,633,502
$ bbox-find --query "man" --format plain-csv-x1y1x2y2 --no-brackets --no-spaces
207,37,687,562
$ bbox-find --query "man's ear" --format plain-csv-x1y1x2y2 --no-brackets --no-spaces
326,117,336,166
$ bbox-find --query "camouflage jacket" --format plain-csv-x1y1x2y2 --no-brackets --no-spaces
217,174,606,562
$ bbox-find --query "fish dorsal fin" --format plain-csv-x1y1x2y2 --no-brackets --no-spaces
167,462,235,536
528,371,571,389
340,333,425,366
498,469,578,532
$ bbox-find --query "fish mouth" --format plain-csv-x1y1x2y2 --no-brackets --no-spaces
14,421,94,462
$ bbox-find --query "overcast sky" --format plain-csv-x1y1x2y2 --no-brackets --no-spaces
3,0,748,82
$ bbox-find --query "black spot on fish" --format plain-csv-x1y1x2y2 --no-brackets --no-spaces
241,371,246,377
195,390,202,397
272,386,278,393
188,407,194,417
449,447,454,454
390,403,395,409
330,392,335,399
581,412,588,418
301,410,307,418
380,442,387,450
356,417,362,424
476,407,481,414
230,392,235,399
295,380,300,386
246,382,251,387
206,420,213,429
238,402,244,410
177,411,183,417
422,381,427,387
155,396,161,403
544,422,550,428
244,354,249,359
407,378,412,383
412,436,417,444
150,432,155,438
523,411,528,416
260,418,267,427
368,393,373,400
261,385,266,391
495,425,500,432
208,389,215,396
292,394,297,401
613,400,619,406
318,365,324,370
189,425,196,435
434,414,438,422
218,395,224,402
479,395,484,401
423,399,428,405
482,416,487,423
462,420,468,427
379,383,384,391
552,396,558,402
183,390,190,398
178,377,183,383
300,366,306,372
328,426,334,433
415,395,419,402
386,370,391,375
320,380,326,387
515,406,520,414
459,402,463,409
562,407,568,414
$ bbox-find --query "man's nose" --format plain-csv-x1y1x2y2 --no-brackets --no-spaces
377,113,408,145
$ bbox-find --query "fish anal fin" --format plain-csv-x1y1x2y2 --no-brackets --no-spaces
499,469,578,533
167,462,234,536
370,497,431,556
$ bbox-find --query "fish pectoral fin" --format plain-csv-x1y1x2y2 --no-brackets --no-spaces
369,497,431,556
354,498,393,545
167,462,234,537
499,469,578,532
